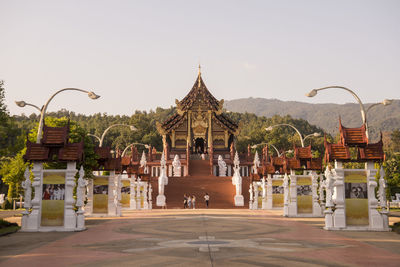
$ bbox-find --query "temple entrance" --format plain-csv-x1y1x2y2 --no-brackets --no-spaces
194,138,205,154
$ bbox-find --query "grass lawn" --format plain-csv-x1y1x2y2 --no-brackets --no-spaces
0,219,20,236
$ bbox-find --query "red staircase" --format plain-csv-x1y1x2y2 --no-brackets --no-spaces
151,159,250,209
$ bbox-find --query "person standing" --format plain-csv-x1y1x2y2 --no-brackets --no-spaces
183,194,188,209
188,195,192,209
204,193,210,208
192,195,196,209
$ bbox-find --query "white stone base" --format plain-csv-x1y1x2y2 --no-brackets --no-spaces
234,195,244,206
156,195,166,206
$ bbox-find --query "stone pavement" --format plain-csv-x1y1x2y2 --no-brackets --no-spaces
1,209,400,267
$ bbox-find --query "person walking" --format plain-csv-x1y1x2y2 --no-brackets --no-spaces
204,193,209,208
183,194,188,209
188,195,192,209
192,195,196,209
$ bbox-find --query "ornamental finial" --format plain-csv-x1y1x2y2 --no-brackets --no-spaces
198,64,201,87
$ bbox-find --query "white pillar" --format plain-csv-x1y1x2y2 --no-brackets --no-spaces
288,172,297,215
266,175,273,209
332,167,346,229
312,172,322,216
64,162,77,230
130,176,137,210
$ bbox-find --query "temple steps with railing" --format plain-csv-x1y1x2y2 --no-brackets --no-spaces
150,159,250,209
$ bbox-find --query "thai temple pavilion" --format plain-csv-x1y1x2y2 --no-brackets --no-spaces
157,67,239,174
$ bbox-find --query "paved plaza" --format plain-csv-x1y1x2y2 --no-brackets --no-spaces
1,209,400,267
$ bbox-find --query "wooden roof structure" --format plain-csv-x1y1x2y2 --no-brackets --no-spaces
24,122,84,162
324,119,384,163
160,71,238,135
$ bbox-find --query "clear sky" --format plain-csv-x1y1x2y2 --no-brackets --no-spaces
1,0,399,116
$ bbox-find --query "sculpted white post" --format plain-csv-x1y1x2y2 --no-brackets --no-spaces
378,166,387,210
148,183,153,210
136,177,142,209
312,171,322,216
324,166,334,229
157,150,168,207
130,175,137,209
283,173,289,216
232,151,244,206
249,183,253,209
253,151,260,175
218,155,227,177
76,166,86,230
140,151,148,174
172,154,182,177
143,182,149,209
261,176,267,209
253,182,259,209
21,167,32,230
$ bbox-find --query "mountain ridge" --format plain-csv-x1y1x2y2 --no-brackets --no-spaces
224,97,400,140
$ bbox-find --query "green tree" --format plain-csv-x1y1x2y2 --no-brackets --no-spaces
0,150,29,199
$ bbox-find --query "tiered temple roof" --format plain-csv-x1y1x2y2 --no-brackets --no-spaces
160,71,238,135
24,123,84,162
324,119,384,163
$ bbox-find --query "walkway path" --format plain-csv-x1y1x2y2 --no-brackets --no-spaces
1,209,400,266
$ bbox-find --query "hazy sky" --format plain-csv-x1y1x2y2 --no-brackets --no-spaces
1,0,399,116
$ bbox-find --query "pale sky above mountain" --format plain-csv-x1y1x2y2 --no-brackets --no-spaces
1,0,399,116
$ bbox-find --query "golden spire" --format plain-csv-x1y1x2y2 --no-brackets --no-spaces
198,64,201,87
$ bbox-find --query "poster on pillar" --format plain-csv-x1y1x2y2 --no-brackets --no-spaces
297,177,312,214
121,180,130,208
93,178,108,213
272,180,284,207
41,172,65,226
345,171,368,226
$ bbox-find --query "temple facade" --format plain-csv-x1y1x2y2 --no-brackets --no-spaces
157,68,239,175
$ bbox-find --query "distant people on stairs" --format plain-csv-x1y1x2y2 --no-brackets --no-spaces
204,193,210,208
192,195,196,209
188,195,192,209
183,194,188,209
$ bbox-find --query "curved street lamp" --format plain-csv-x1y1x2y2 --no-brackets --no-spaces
265,124,320,147
88,124,137,147
16,88,100,143
366,99,393,113
121,143,150,157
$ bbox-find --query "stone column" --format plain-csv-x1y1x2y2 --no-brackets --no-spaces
85,178,93,215
249,183,253,209
333,161,346,229
312,172,322,216
148,183,153,210
266,174,273,209
21,167,32,231
261,177,267,210
253,182,259,209
366,161,384,230
25,162,43,230
143,182,149,209
136,178,142,209
76,166,86,230
130,176,137,209
288,171,297,215
64,162,77,230
283,173,289,217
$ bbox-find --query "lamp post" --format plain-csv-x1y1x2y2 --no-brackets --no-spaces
265,124,320,147
121,143,150,157
16,88,100,143
88,124,137,147
251,143,291,157
306,86,393,139
366,99,393,114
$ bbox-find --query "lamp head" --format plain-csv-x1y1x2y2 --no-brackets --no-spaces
382,99,393,106
306,89,318,97
129,125,137,131
313,132,321,137
144,144,150,149
88,91,100,99
15,101,26,107
265,126,273,131
251,145,257,149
